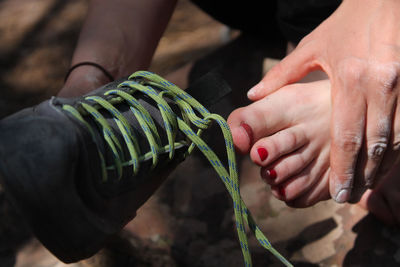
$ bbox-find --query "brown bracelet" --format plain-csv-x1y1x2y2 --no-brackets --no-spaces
64,62,115,83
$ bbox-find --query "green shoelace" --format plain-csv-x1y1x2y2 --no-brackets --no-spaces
62,71,292,267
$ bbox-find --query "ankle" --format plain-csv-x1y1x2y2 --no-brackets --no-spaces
59,64,113,97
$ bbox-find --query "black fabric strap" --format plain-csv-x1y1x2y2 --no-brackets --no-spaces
185,70,232,110
64,62,114,83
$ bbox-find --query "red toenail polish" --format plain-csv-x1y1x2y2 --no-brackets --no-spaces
257,147,268,161
240,122,254,145
279,186,286,198
267,169,277,180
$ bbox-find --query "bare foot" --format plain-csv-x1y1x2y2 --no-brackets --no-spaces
229,78,400,225
228,80,331,207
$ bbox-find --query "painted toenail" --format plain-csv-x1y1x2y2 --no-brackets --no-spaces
240,122,254,145
278,186,285,198
257,147,268,161
266,169,277,180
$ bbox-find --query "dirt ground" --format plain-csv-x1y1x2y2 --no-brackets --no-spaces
0,0,399,266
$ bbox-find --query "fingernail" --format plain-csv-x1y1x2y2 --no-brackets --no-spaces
257,147,268,161
266,169,277,179
335,188,350,203
247,83,263,98
240,122,253,145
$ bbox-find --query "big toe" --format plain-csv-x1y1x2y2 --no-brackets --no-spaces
228,108,254,154
228,93,292,154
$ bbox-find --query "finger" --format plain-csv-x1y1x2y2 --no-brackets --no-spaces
360,190,396,225
387,190,400,225
347,174,368,203
329,75,366,203
247,42,320,101
348,97,395,203
358,98,394,187
379,164,400,225
377,99,400,178
362,66,398,187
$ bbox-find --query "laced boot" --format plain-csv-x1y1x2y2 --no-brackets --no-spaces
0,71,291,266
0,71,221,262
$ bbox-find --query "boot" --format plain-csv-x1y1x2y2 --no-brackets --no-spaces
0,71,291,266
0,71,227,262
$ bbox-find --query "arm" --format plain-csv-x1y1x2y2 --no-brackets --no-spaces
58,0,177,97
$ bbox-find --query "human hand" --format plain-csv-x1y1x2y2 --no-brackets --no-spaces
359,163,400,226
246,0,400,203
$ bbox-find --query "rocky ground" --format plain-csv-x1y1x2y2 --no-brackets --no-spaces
0,0,399,266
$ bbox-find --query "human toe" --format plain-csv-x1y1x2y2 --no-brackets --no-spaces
228,94,291,154
275,170,330,208
260,146,314,186
269,150,330,203
250,125,308,166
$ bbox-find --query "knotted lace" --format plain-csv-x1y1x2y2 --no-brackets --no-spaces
62,71,292,267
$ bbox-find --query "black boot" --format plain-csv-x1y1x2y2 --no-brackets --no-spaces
0,71,228,263
0,71,292,267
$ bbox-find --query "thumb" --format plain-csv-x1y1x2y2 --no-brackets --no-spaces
247,43,319,101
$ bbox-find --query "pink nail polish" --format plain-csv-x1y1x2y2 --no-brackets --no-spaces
240,122,254,145
257,147,268,161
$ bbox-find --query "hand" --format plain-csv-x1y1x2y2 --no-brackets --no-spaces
246,0,400,203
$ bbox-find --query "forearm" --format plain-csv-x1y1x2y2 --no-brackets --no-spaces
71,0,177,77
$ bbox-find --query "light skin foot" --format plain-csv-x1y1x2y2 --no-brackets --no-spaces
228,80,332,207
229,79,400,225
